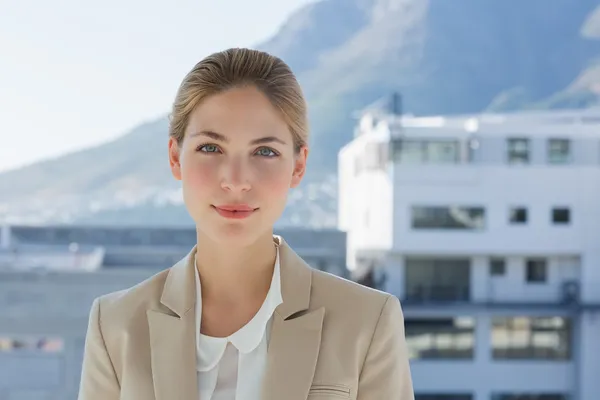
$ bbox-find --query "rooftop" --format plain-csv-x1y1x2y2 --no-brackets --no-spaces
356,106,600,139
0,224,347,272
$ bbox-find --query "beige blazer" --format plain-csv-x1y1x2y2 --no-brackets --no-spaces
77,236,414,400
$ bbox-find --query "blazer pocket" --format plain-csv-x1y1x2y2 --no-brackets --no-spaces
308,383,351,399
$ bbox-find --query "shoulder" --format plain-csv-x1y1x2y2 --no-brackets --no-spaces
91,268,170,330
306,268,407,379
309,268,403,328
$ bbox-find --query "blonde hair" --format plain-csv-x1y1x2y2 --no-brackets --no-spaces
169,48,308,153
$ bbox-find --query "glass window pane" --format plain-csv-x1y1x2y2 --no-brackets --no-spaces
400,141,425,164
507,138,530,164
492,317,571,360
391,139,460,164
405,318,475,360
548,139,570,164
412,206,485,230
0,336,64,353
426,141,459,164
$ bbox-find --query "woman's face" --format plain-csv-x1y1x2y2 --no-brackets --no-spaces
168,85,308,245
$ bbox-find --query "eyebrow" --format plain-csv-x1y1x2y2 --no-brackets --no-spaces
190,130,287,145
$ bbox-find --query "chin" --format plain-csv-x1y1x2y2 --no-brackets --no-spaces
201,220,272,248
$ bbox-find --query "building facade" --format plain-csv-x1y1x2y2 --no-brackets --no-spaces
339,107,600,400
0,225,347,400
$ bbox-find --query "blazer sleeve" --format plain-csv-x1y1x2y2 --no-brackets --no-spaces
357,295,415,400
77,297,120,400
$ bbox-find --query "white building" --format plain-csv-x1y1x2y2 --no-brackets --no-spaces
338,106,600,400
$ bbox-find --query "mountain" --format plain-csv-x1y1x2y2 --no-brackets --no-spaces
259,0,600,166
2,0,600,227
0,116,338,227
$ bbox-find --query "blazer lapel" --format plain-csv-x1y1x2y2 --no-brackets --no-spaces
147,248,198,400
262,237,325,400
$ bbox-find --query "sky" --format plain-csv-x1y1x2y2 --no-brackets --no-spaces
0,0,316,173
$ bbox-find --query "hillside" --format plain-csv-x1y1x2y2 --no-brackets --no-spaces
260,0,600,165
1,0,600,227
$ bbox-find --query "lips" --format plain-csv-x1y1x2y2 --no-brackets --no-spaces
213,204,258,219
215,204,255,212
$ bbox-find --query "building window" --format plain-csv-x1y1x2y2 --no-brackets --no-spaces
491,317,571,360
547,139,570,164
492,393,568,400
552,208,570,224
405,258,471,302
404,317,475,360
411,206,485,230
392,139,421,163
467,137,480,163
490,258,506,276
526,259,547,283
426,141,459,164
391,139,459,164
509,207,527,224
416,395,473,400
507,138,530,164
0,336,64,353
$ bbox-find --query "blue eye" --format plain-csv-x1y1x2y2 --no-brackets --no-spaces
197,144,220,153
255,147,277,157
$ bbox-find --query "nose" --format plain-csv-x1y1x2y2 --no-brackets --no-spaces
220,156,251,192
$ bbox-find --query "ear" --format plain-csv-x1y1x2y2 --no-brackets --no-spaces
168,137,183,181
290,146,309,188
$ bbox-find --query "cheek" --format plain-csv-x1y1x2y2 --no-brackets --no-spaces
182,157,216,192
257,162,293,197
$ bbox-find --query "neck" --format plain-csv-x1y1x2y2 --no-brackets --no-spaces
194,230,277,304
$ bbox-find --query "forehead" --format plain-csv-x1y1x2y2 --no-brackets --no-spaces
186,86,290,139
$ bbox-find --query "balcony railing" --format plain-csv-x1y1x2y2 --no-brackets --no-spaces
404,285,470,303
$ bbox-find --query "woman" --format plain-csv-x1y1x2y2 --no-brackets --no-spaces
77,48,414,400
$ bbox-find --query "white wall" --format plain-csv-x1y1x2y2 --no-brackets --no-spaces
350,170,393,252
386,165,599,306
390,166,598,254
337,144,355,233
484,256,580,304
338,138,394,270
579,165,600,304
